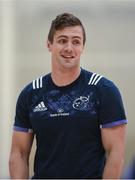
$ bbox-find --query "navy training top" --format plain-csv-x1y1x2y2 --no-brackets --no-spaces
13,68,127,179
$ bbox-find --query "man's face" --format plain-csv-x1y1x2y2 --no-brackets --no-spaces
47,26,84,69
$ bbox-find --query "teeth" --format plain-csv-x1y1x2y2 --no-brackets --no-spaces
62,55,73,58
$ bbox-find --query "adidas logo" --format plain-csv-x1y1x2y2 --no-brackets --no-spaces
33,101,47,112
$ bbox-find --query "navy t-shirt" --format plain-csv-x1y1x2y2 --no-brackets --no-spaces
13,68,127,179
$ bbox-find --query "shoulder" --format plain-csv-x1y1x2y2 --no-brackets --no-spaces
82,68,117,89
82,68,121,98
18,73,50,99
96,76,121,98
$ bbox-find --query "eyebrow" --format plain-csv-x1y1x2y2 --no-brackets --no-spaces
57,35,82,40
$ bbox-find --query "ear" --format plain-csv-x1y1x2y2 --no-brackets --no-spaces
47,40,52,52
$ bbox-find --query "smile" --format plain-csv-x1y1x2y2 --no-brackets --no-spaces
61,55,74,59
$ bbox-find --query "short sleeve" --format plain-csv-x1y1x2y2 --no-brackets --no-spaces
13,87,33,133
99,79,127,128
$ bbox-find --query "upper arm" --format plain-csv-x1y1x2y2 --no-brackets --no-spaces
10,131,34,158
10,85,34,163
98,78,127,128
101,125,126,153
11,85,34,156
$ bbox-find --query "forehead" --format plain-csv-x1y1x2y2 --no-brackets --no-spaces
54,26,83,39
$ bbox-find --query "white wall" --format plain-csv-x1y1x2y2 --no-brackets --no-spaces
0,0,135,178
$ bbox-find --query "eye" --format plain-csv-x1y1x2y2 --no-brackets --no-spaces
58,39,67,44
73,40,81,45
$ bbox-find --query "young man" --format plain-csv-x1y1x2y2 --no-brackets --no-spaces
9,13,127,179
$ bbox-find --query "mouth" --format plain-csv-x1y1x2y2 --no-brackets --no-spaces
61,55,75,59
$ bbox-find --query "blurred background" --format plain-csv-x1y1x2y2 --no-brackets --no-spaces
0,0,135,178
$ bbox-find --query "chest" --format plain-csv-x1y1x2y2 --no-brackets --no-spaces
29,88,100,134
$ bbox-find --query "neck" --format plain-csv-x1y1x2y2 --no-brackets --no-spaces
51,66,81,86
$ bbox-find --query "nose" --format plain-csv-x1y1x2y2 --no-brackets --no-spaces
64,42,73,53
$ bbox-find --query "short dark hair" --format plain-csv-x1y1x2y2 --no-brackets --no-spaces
48,13,86,45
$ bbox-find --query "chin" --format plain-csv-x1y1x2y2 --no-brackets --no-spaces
62,63,79,69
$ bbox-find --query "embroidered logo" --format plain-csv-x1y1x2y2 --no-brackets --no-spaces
73,96,90,110
33,101,47,112
57,108,64,113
